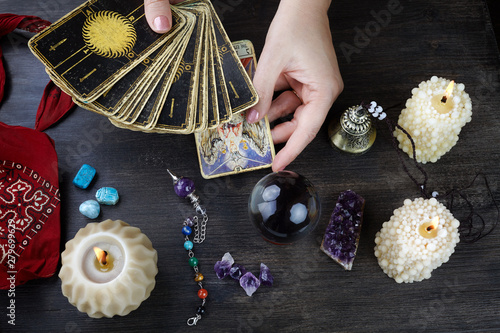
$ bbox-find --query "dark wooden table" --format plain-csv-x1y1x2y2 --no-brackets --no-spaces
1,0,500,332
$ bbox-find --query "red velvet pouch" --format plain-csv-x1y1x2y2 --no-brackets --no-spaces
0,122,61,288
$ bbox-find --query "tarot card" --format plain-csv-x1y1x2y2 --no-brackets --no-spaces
116,17,194,125
149,8,205,133
194,40,274,179
85,30,181,117
208,3,259,115
28,0,185,103
181,0,231,126
112,17,194,130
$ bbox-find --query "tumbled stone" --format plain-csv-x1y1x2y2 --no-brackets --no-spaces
79,200,100,219
95,187,119,205
320,190,365,270
73,164,96,189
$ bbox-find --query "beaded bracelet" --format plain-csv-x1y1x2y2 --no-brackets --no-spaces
167,170,208,326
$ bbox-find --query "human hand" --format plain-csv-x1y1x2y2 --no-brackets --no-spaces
144,0,184,33
246,0,343,172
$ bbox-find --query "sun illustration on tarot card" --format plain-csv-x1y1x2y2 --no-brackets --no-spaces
82,10,136,58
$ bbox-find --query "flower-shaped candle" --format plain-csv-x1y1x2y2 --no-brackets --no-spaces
395,76,472,163
59,219,158,318
374,198,460,283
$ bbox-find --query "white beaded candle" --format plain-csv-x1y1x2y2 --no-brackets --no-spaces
374,198,460,283
59,219,158,318
395,76,472,163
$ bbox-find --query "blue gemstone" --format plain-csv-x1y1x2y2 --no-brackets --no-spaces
79,200,100,219
182,226,192,235
184,240,194,250
73,164,96,189
95,187,119,205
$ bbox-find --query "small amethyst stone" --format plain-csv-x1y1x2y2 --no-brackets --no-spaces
174,177,195,198
239,272,261,296
214,252,234,279
229,264,247,280
320,190,365,270
259,263,274,286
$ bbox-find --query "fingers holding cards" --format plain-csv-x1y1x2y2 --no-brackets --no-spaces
28,0,259,134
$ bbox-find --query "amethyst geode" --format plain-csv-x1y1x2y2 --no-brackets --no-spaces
320,190,365,270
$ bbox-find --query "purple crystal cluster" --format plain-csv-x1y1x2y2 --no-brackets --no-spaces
320,190,365,270
214,252,273,296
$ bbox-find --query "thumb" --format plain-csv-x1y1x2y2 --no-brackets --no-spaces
144,0,172,33
246,51,283,124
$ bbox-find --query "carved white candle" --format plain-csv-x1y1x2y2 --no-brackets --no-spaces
59,219,158,318
395,76,472,163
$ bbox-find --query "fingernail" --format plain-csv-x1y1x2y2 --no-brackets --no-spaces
247,109,259,123
154,15,170,32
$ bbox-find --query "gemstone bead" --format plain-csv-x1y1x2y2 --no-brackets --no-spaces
196,306,206,316
185,217,194,227
194,272,204,282
184,240,194,250
95,187,119,205
197,288,208,299
79,200,100,219
182,226,192,236
73,164,96,189
189,257,198,267
174,177,195,198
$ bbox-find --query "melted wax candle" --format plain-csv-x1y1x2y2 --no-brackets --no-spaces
59,219,158,318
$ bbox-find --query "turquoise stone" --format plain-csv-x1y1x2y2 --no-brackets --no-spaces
79,200,100,219
184,240,193,250
73,164,96,189
95,187,119,205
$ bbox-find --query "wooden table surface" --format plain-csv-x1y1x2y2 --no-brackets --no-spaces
1,0,500,332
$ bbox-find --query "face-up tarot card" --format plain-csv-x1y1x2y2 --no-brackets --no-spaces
194,40,274,179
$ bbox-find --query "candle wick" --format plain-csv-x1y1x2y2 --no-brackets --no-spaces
102,251,108,265
426,225,434,232
440,95,447,104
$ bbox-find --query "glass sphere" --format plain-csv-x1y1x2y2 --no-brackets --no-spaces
248,171,321,244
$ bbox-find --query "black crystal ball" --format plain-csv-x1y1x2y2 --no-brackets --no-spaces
248,171,321,244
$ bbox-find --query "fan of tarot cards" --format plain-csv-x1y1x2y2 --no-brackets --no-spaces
29,0,275,178
28,0,260,134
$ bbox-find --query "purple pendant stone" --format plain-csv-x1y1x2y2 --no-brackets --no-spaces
174,177,195,198
320,190,365,270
